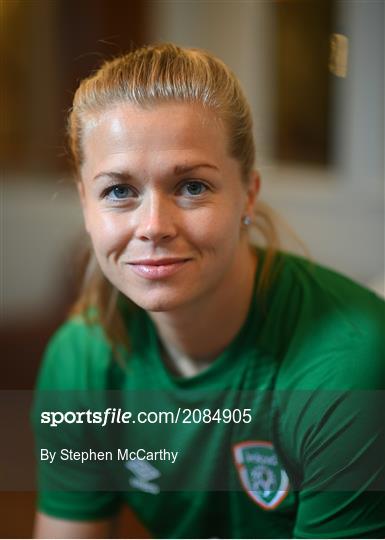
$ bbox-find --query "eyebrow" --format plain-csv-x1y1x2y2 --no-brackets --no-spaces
173,163,219,175
93,171,131,182
92,163,219,182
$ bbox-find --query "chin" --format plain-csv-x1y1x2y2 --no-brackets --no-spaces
125,289,189,313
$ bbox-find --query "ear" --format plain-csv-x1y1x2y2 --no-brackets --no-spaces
77,180,90,234
244,169,260,216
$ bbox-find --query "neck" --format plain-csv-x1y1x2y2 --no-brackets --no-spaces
149,246,258,370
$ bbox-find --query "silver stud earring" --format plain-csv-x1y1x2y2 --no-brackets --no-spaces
242,215,252,226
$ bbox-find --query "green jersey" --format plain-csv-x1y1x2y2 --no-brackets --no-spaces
32,251,385,538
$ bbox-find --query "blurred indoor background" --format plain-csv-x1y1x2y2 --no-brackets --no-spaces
1,0,384,537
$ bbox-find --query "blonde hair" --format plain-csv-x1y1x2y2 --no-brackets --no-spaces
67,43,280,347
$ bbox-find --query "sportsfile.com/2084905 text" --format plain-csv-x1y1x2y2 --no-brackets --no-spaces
40,407,253,427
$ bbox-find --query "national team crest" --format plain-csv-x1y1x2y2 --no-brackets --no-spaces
232,440,290,510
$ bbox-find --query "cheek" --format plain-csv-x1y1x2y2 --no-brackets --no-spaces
188,203,242,251
85,210,131,258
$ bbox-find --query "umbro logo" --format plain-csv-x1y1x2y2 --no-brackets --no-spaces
125,458,161,494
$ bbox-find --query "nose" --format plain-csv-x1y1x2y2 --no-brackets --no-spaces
135,190,177,243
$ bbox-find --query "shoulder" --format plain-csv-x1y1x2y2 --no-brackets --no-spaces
266,252,384,390
35,315,123,391
275,250,383,312
285,252,383,341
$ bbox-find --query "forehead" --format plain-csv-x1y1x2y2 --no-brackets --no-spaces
80,102,231,171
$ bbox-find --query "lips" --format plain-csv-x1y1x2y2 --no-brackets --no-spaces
127,258,190,280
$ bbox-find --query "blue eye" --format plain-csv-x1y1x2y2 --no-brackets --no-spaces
105,185,134,200
181,181,207,196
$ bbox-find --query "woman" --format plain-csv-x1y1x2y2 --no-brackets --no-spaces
33,43,384,539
